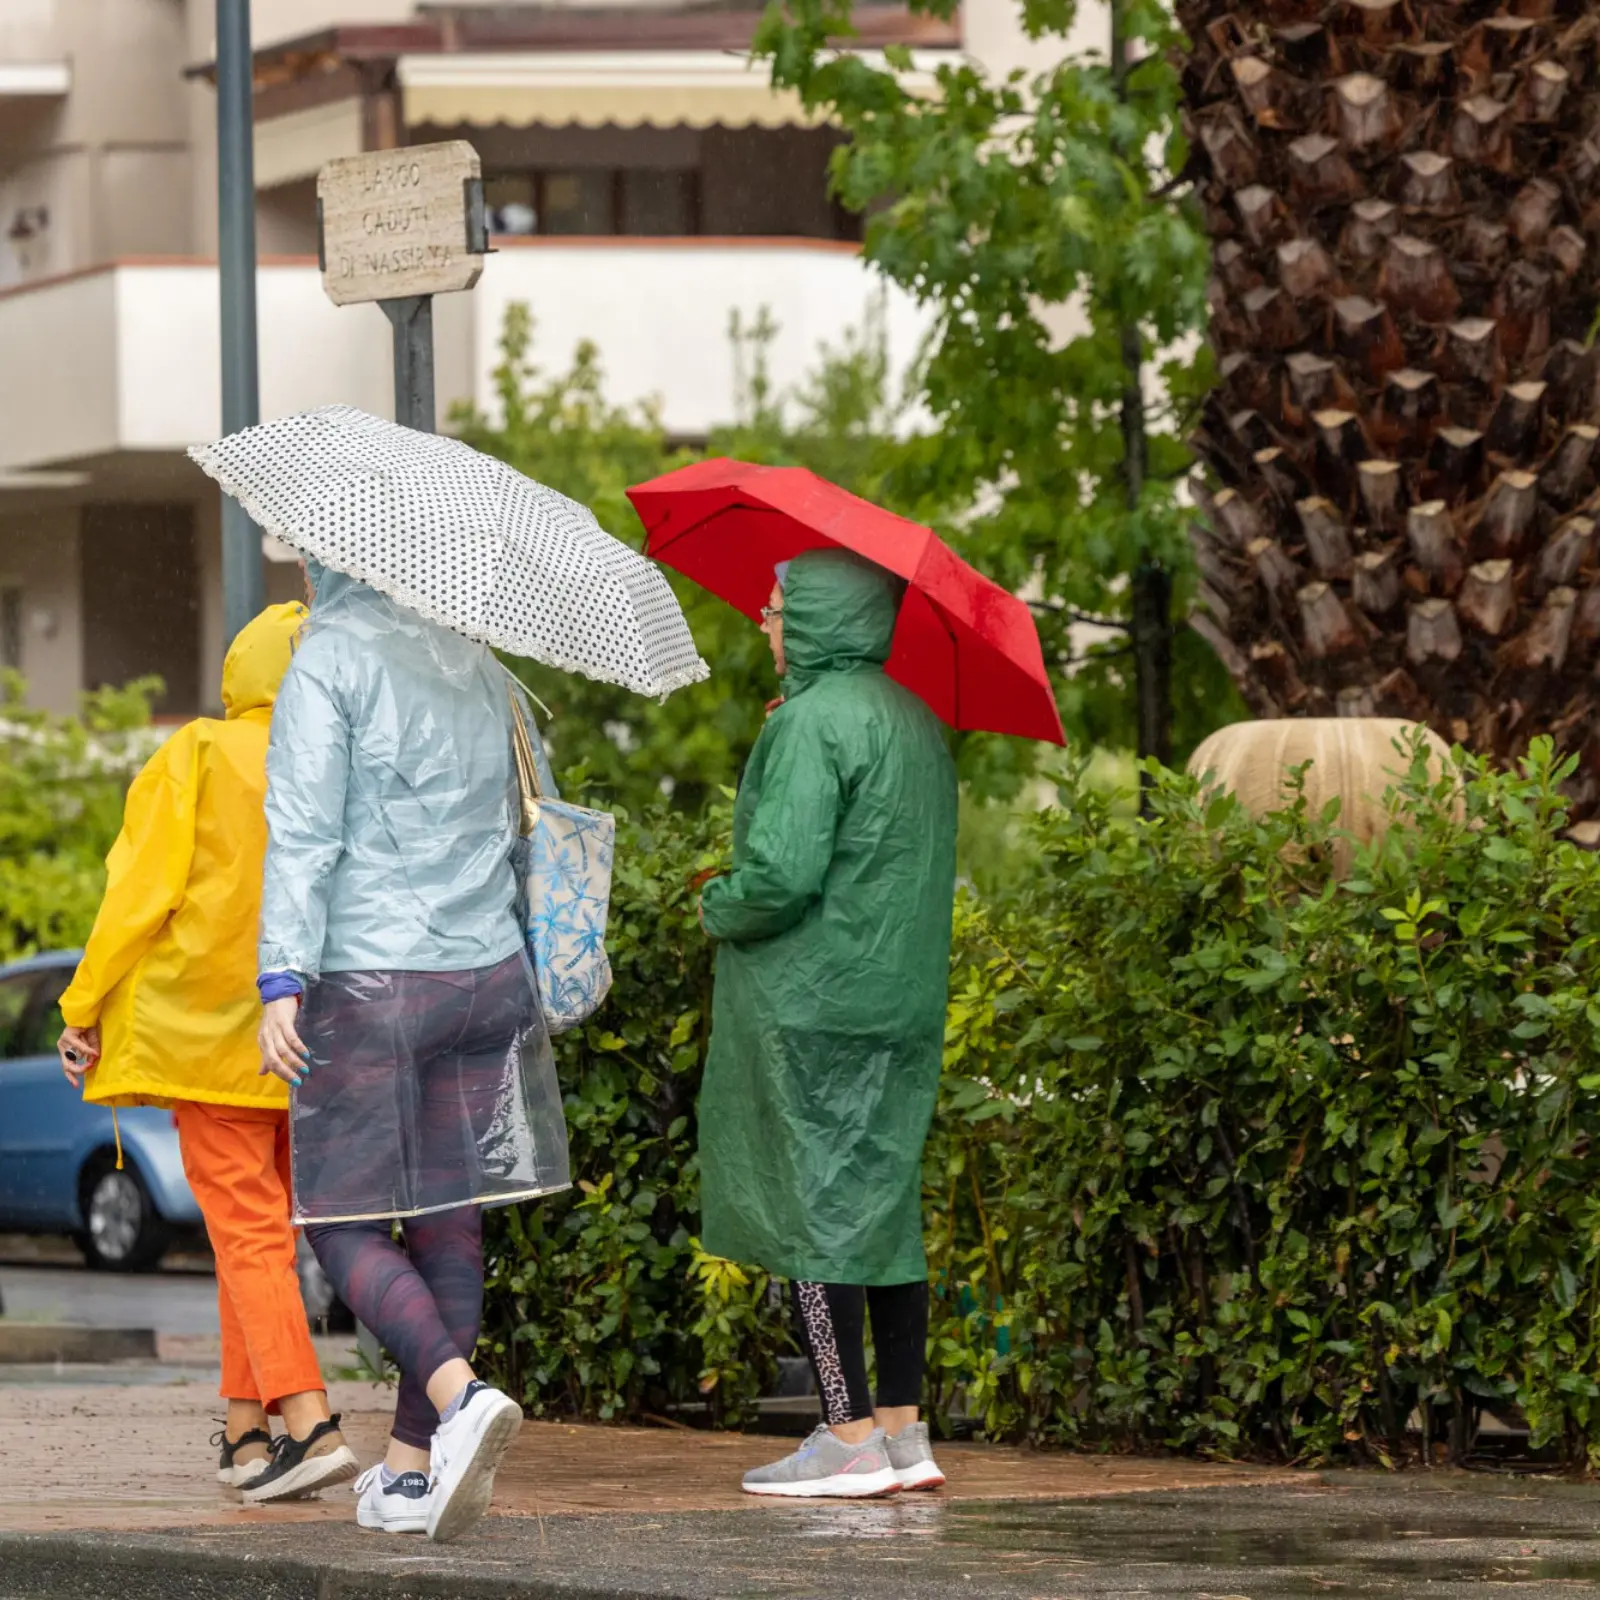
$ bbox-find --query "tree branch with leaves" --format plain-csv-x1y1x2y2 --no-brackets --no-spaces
754,0,1240,767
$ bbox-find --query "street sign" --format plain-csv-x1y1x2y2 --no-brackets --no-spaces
316,140,488,308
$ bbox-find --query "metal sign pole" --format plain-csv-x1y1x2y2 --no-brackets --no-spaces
381,296,436,433
215,0,266,644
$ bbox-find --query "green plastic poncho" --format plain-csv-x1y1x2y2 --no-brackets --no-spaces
698,549,958,1286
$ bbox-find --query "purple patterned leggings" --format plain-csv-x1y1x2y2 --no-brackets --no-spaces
306,1205,484,1449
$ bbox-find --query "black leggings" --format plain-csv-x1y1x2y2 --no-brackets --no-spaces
790,1281,929,1426
306,1205,483,1450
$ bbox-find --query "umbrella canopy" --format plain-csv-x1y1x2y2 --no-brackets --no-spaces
190,405,708,700
626,458,1065,744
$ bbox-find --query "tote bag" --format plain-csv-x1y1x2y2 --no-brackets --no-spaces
507,684,615,1033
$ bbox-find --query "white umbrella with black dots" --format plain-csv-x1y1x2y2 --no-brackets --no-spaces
189,404,708,700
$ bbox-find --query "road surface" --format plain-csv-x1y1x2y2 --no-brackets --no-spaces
0,1262,219,1335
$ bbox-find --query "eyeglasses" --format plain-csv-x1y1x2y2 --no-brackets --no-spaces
760,605,783,625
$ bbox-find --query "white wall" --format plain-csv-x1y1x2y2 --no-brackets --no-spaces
963,0,1108,81
0,0,61,60
110,260,398,451
471,240,931,437
248,0,414,51
0,245,931,469
0,271,119,469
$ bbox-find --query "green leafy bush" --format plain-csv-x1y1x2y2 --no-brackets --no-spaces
0,675,160,961
479,795,792,1426
936,734,1600,1466
485,738,1600,1468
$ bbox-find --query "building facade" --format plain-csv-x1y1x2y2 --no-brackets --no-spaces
0,0,1086,717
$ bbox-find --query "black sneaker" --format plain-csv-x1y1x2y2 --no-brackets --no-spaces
212,1426,274,1489
241,1414,360,1504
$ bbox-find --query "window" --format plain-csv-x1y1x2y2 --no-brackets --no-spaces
0,587,20,673
0,974,37,1060
621,170,696,237
541,172,615,236
19,973,68,1059
485,174,537,237
486,170,702,238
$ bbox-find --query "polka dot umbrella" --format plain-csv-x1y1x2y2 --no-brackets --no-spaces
189,405,708,700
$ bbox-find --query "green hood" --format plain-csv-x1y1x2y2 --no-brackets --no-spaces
781,549,903,697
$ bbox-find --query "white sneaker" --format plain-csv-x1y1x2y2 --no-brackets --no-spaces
354,1464,432,1534
425,1380,524,1544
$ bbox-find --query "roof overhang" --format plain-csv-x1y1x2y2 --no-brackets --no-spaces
0,63,71,97
186,8,962,87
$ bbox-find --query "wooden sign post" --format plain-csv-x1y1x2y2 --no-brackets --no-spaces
315,140,490,435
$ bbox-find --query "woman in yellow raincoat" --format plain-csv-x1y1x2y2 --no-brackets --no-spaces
55,599,358,1503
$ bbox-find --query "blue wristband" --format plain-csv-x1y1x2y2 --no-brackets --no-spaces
257,971,304,1004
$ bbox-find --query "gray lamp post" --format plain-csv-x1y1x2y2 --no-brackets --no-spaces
215,0,265,644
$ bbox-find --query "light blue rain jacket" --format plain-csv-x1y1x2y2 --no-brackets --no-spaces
259,565,556,981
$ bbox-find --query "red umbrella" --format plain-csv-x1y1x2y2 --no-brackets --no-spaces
626,458,1065,745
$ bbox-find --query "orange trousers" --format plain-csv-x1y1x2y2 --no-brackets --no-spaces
173,1102,324,1412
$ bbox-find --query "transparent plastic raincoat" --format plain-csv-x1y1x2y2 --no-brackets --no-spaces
698,550,959,1286
261,565,570,1224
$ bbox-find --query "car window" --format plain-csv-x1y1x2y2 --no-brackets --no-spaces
19,970,70,1058
0,974,40,1059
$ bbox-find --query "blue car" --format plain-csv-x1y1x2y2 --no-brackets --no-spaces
0,951,201,1271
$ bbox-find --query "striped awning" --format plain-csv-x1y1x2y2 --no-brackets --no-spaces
397,50,953,130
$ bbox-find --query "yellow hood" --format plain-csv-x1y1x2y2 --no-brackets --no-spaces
221,601,307,720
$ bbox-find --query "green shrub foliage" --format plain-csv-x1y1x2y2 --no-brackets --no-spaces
0,675,160,961
483,739,1600,1468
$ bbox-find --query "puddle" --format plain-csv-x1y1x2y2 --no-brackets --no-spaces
776,1492,1600,1592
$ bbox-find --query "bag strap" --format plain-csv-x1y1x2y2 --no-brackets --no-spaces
504,677,543,837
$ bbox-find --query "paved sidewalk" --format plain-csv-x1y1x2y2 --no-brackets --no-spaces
0,1379,1274,1532
6,1380,1600,1597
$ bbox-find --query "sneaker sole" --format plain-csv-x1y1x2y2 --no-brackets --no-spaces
220,1459,271,1490
357,1505,430,1535
743,1467,902,1500
426,1397,524,1544
242,1446,360,1504
895,1461,946,1491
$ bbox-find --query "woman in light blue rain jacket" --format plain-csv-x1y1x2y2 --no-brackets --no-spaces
253,561,569,1529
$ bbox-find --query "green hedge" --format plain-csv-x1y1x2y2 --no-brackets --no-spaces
479,796,791,1426
0,676,162,961
484,739,1600,1467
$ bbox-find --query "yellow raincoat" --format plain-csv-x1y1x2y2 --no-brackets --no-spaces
59,602,308,1111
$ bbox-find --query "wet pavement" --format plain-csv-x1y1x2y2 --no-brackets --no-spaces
5,1473,1600,1597
2,1331,1596,1597
0,1382,1277,1532
0,1260,221,1334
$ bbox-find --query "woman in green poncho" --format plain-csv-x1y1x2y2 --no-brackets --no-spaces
698,547,958,1500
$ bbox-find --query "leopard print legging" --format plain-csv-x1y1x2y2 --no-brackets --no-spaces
789,1280,930,1425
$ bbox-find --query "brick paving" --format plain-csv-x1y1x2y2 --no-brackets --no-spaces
0,1378,1286,1535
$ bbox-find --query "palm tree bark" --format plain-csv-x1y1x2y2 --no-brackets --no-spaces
1179,0,1600,812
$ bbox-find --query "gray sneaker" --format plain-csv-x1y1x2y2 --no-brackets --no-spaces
884,1421,945,1491
742,1425,901,1499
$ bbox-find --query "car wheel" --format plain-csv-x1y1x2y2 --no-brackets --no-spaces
77,1153,170,1272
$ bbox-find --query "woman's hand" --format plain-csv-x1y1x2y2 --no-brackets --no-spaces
258,997,310,1086
58,1025,100,1088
